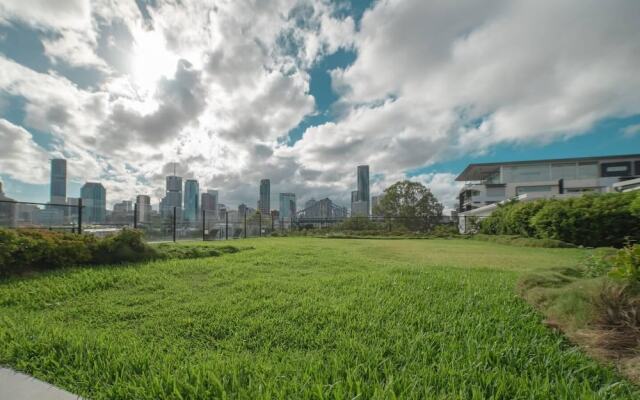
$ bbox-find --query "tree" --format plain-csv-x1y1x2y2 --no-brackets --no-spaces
374,180,444,232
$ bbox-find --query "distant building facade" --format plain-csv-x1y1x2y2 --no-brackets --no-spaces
456,154,640,213
258,179,270,215
135,195,152,223
279,193,296,220
81,182,106,224
160,175,182,218
183,179,199,222
50,159,67,205
201,190,218,219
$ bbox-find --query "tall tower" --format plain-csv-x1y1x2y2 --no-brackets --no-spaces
259,179,270,215
50,159,67,204
161,175,182,217
80,182,106,224
183,179,199,222
279,193,296,220
357,165,370,215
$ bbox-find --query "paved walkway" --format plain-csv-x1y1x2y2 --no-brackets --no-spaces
0,368,82,400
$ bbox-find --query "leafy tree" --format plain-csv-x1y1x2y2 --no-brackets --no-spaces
374,180,444,231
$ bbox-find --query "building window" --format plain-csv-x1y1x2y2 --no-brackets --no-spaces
516,185,553,196
486,186,506,197
577,162,598,179
566,187,599,193
635,161,640,175
502,164,550,183
601,162,631,177
551,163,577,180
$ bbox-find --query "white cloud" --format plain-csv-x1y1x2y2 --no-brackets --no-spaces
623,124,640,138
0,0,90,30
1,0,640,210
0,119,49,184
42,29,109,70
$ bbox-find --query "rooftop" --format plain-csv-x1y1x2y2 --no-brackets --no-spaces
455,153,640,181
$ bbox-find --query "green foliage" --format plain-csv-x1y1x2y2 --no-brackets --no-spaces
0,229,95,275
334,217,383,231
1,238,638,398
479,192,640,247
154,243,241,259
89,229,159,265
375,180,444,231
0,229,158,276
471,234,576,248
608,244,640,285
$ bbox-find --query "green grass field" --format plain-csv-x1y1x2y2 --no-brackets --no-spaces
0,238,638,399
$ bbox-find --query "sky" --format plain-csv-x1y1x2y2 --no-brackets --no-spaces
0,0,639,212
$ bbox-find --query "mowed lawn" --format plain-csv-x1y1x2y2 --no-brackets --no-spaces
0,238,637,399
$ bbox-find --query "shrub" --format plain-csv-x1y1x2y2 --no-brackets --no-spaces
0,228,158,276
89,229,158,265
608,244,640,286
430,224,460,238
479,192,640,247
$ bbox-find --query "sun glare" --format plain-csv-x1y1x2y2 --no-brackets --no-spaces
130,29,178,94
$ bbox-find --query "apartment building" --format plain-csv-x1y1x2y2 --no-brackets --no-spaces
456,154,640,212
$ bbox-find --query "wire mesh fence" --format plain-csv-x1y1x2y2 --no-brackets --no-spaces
0,199,489,241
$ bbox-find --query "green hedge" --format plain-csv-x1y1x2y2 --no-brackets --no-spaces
0,228,159,276
479,191,640,247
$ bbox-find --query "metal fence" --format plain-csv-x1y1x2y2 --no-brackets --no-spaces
0,199,488,240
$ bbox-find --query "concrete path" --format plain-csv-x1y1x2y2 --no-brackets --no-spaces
0,368,83,400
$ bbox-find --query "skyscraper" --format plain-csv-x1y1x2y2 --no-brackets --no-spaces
81,182,106,224
357,165,370,215
160,175,182,218
135,195,151,223
279,193,296,220
259,179,270,215
183,179,199,222
50,159,67,204
201,189,218,217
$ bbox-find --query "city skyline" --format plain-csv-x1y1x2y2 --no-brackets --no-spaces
0,1,638,213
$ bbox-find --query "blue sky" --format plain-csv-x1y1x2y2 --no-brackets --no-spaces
0,0,639,210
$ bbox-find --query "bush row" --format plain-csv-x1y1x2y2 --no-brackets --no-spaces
479,191,640,247
0,229,159,276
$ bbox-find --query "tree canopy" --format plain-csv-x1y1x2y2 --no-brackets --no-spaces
374,180,444,231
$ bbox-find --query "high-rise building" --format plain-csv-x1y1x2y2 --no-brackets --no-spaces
81,182,106,224
357,165,370,215
183,179,199,222
111,200,133,224
279,193,296,220
259,179,270,215
50,159,67,204
135,195,152,223
201,189,218,219
160,175,182,218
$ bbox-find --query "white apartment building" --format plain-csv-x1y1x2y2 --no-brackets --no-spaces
456,154,640,213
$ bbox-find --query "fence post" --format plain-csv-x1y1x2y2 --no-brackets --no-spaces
225,211,229,240
244,211,247,238
202,209,206,241
271,214,274,233
133,202,138,229
172,206,177,242
77,198,83,234
259,213,262,237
